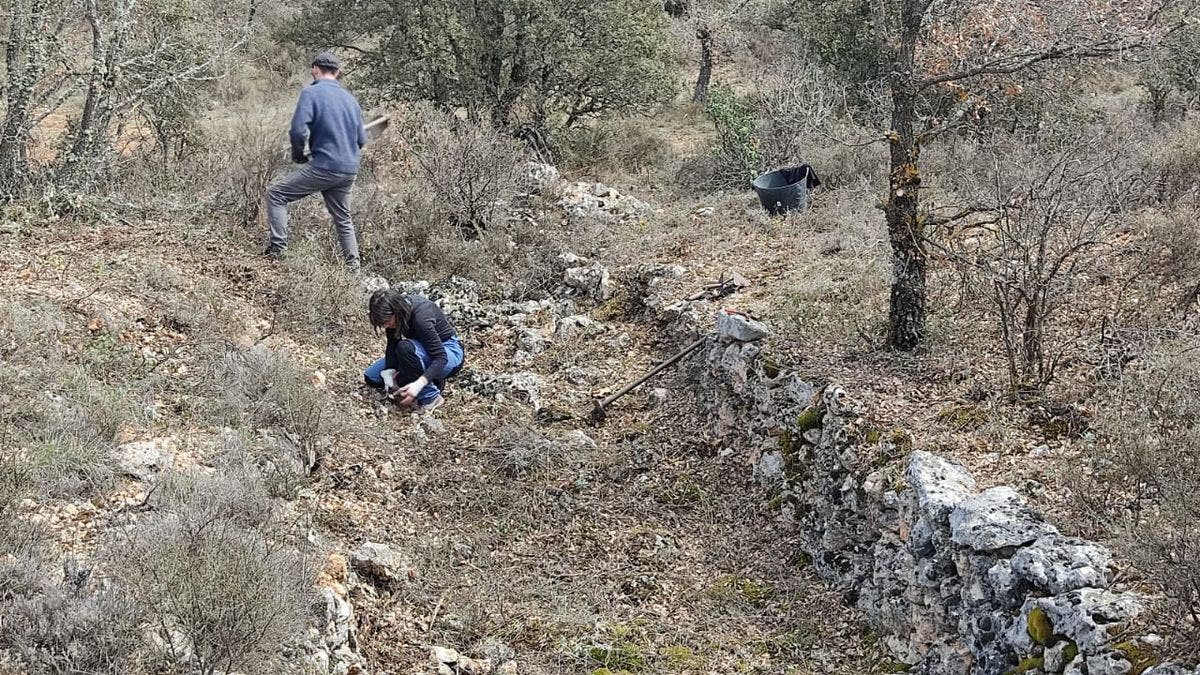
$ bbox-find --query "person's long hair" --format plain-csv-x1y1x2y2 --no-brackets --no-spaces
368,289,411,335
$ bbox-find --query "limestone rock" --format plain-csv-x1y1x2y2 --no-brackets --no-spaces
350,542,410,583
431,646,460,666
1027,589,1143,652
950,487,1057,551
716,310,769,342
555,315,605,339
519,162,560,194
907,451,977,523
1011,534,1113,594
115,439,176,480
360,274,389,293
514,328,547,354
561,262,614,302
755,451,786,485
1045,640,1076,672
561,429,597,451
458,656,493,674
1087,650,1134,675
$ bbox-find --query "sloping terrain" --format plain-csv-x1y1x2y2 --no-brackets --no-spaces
0,185,893,674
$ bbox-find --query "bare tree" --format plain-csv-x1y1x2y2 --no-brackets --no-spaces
867,0,1178,350
684,0,754,103
0,0,258,200
940,146,1135,395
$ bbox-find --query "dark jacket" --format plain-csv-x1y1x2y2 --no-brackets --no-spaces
289,79,367,174
384,295,458,382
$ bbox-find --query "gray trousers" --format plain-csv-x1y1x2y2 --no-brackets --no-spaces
265,164,359,263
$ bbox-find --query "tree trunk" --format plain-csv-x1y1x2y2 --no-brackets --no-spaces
58,0,127,189
0,0,37,199
883,0,928,351
692,25,713,104
885,91,926,351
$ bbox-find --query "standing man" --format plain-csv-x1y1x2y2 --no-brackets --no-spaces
264,51,367,268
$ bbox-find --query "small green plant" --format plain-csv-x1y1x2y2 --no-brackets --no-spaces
704,84,764,187
588,642,646,671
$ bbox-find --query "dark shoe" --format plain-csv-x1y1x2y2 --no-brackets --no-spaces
263,245,285,261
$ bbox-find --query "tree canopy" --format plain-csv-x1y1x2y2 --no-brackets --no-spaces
287,0,677,129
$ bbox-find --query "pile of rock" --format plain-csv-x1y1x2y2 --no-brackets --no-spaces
558,182,650,223
428,644,519,675
297,553,369,675
696,318,1197,675
555,253,614,303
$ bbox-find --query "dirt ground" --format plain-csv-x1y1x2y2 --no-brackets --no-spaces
0,193,900,674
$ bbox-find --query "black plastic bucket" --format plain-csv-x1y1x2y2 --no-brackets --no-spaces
752,165,821,215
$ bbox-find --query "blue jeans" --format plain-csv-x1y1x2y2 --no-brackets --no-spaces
364,337,464,404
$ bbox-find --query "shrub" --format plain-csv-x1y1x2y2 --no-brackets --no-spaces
0,459,43,588
484,425,566,477
1147,118,1200,204
400,106,524,237
105,464,313,674
203,346,337,472
702,84,764,188
1083,338,1200,645
22,428,114,499
272,244,366,339
557,119,674,179
212,110,292,233
944,144,1135,395
3,581,142,675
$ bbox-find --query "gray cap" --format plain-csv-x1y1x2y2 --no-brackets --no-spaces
311,51,342,71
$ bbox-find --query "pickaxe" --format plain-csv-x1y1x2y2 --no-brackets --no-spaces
589,337,707,425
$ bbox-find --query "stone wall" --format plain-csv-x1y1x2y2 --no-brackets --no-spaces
696,327,1196,675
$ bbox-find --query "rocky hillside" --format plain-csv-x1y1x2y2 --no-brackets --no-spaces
0,172,894,674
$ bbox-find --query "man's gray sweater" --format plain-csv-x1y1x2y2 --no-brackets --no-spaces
289,79,367,174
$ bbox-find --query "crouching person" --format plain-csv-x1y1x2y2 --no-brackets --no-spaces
364,289,464,413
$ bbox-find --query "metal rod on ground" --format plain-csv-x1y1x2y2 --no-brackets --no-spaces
590,337,707,424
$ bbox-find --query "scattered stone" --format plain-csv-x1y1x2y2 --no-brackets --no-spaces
950,487,1058,551
360,274,389,293
1087,650,1135,675
463,371,544,409
115,439,176,481
555,315,605,339
350,542,410,583
716,310,769,342
561,429,597,451
458,656,493,674
479,641,516,664
561,262,614,302
518,162,560,194
420,416,445,434
514,328,548,354
431,646,460,666
558,182,650,223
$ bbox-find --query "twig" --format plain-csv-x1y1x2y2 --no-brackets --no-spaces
425,589,449,634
